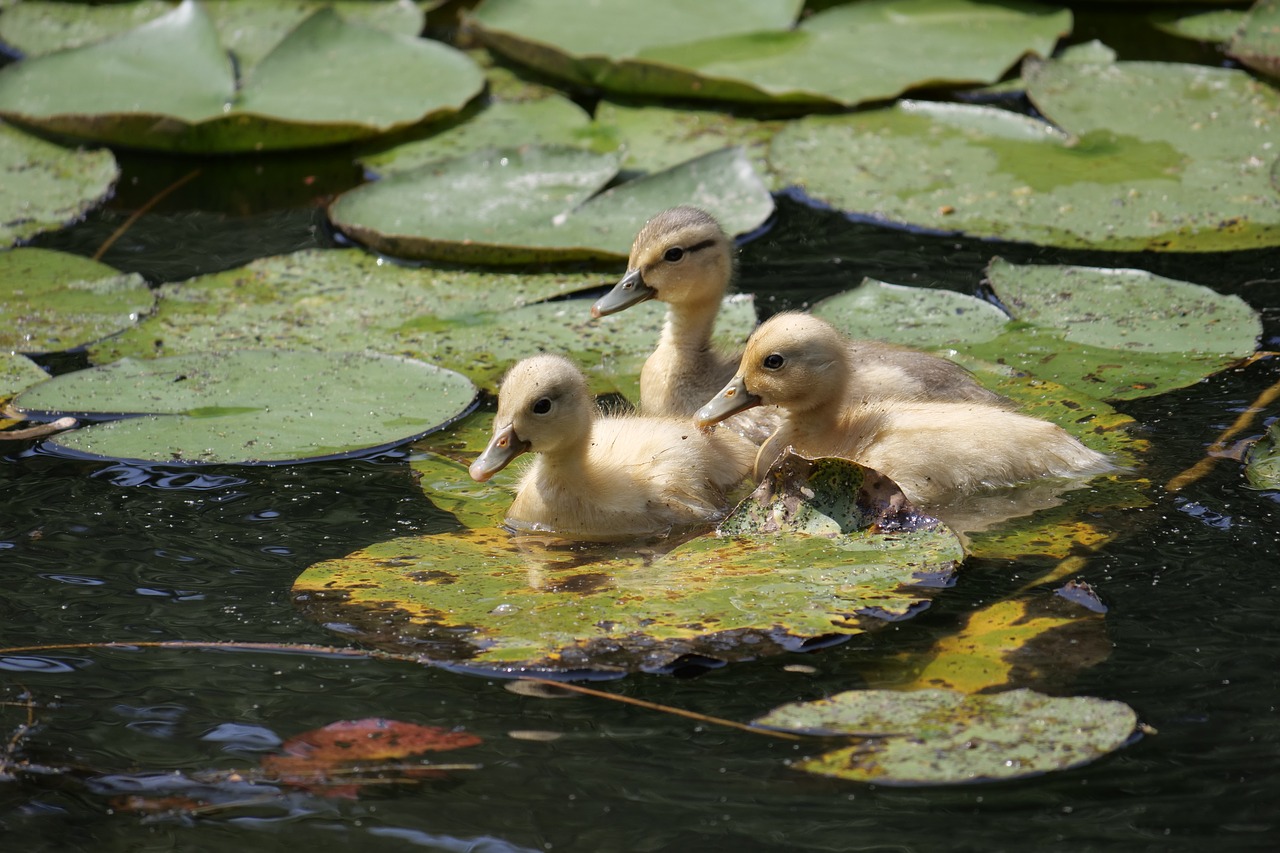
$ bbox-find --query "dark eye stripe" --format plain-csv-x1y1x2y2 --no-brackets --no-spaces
685,238,717,254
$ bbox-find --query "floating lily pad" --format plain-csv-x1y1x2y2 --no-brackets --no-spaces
1245,421,1280,490
331,145,774,263
0,1,424,70
0,248,152,353
1,352,47,400
13,349,477,464
1150,8,1245,43
814,261,1261,402
85,248,757,395
0,121,118,248
470,0,1068,107
770,55,1280,251
1230,0,1280,78
294,453,963,675
0,1,483,153
753,687,1137,784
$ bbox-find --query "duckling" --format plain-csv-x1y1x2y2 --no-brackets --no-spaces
469,354,755,540
592,207,1009,442
695,313,1115,506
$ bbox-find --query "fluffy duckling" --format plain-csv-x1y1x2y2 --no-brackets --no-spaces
469,354,755,540
592,207,1009,441
695,313,1115,506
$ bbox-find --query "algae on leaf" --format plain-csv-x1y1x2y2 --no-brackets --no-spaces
754,688,1138,784
0,122,118,248
1245,421,1280,490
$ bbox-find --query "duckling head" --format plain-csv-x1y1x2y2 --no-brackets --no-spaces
696,312,848,427
592,206,733,318
469,354,593,482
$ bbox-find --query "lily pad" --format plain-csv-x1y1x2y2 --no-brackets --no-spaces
753,687,1137,784
294,453,963,675
1244,421,1280,490
0,248,152,353
85,248,758,395
469,0,1069,107
0,1,483,153
0,120,118,248
1,352,47,400
1150,8,1246,44
12,349,477,464
770,55,1280,251
0,1,425,70
330,145,774,263
1230,0,1280,79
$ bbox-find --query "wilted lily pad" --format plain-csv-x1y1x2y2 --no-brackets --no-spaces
330,145,774,263
1245,421,1280,490
1,121,118,248
13,349,477,464
470,0,1068,106
770,55,1280,250
85,248,757,395
294,453,963,675
0,248,152,353
753,687,1137,784
0,1,483,152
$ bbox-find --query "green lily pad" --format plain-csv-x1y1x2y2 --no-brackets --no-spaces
1229,0,1280,78
13,349,477,464
469,0,1068,107
1150,8,1246,43
85,248,757,396
753,687,1137,784
0,1,424,70
0,1,483,153
1245,421,1280,490
295,452,962,674
1,352,48,400
330,145,774,263
0,121,118,248
770,56,1280,251
0,248,152,353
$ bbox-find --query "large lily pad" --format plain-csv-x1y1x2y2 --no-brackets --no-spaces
814,261,1261,403
85,248,758,396
294,453,963,675
0,1,425,71
0,248,152,353
0,120,118,248
469,0,1069,107
330,145,774,263
753,688,1137,784
1244,421,1280,490
12,349,477,464
770,56,1280,251
0,1,483,153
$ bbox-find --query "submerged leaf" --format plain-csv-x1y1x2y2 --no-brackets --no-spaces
0,249,152,353
1244,421,1280,490
14,350,477,464
753,687,1138,784
0,122,118,248
294,453,962,674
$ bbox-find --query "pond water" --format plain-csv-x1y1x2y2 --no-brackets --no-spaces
5,17,1280,853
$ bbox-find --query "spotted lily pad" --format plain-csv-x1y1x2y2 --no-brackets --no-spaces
1,121,118,248
1229,0,1280,78
753,687,1137,784
469,0,1068,107
1,352,47,400
770,56,1280,250
294,453,963,675
0,248,152,353
330,145,774,263
1245,421,1280,490
13,349,477,464
0,1,483,153
85,248,758,396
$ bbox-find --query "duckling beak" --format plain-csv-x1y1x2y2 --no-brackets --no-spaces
695,375,762,427
591,269,657,318
469,424,531,482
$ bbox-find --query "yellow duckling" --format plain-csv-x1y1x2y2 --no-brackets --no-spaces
592,207,1009,442
469,354,755,540
695,313,1115,506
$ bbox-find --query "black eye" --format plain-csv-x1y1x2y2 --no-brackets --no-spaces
663,247,685,263
762,353,785,370
532,397,552,415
